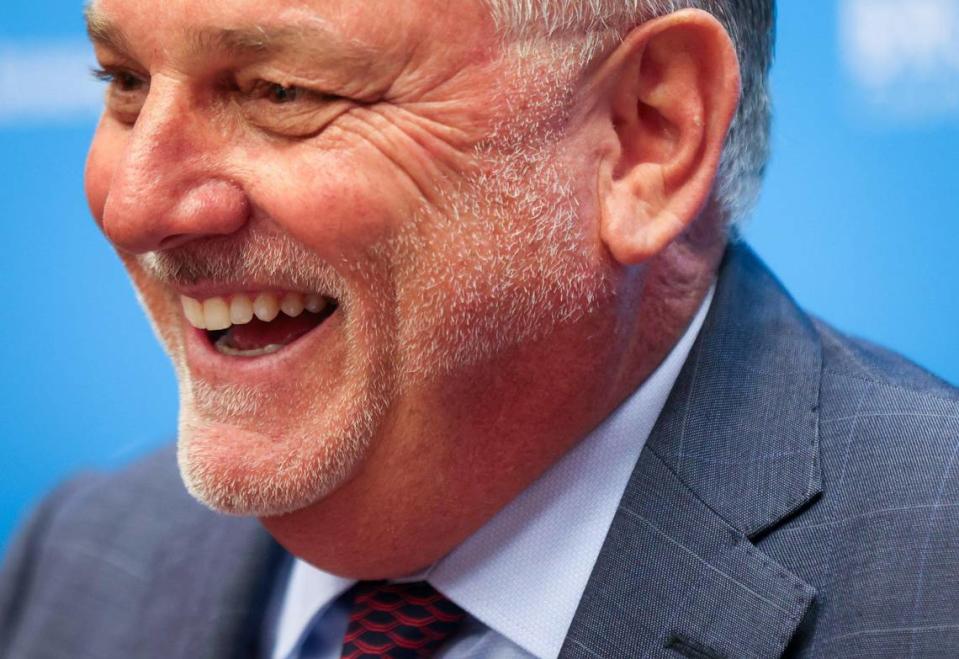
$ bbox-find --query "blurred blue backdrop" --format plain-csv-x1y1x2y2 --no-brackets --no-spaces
2,0,957,550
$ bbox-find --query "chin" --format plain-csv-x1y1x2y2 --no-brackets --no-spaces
175,383,385,517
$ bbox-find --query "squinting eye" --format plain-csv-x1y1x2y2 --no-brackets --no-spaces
266,83,299,104
238,78,350,138
91,67,146,93
91,66,149,123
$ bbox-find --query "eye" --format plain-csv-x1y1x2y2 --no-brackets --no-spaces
238,78,350,138
92,67,147,93
91,66,149,122
265,83,300,104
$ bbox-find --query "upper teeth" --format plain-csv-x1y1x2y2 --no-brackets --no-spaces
180,292,327,330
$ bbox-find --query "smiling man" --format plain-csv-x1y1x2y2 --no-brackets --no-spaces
3,1,959,658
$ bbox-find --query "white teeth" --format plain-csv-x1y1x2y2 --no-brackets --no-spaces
304,294,326,314
181,297,206,329
203,298,231,331
180,290,331,341
230,295,254,325
213,340,284,357
281,292,305,318
253,293,280,322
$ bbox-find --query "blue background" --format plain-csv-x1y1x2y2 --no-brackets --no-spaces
2,2,957,550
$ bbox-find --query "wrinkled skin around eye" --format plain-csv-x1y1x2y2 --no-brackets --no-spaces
84,0,618,578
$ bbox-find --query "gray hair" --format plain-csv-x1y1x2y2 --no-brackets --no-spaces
482,0,776,226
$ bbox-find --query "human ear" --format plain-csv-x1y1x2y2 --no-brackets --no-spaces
591,9,741,265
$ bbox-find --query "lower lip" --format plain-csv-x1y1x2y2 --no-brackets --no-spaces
182,309,343,385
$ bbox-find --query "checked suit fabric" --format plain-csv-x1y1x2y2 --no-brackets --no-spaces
339,581,466,658
6,245,959,658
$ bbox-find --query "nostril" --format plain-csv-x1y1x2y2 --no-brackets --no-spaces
102,178,250,253
159,233,188,249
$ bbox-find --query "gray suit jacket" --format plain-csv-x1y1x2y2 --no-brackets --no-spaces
3,243,958,659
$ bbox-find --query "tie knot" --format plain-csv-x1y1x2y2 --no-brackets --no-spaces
341,581,466,659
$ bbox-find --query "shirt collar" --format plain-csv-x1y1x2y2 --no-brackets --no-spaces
273,286,713,659
272,564,354,659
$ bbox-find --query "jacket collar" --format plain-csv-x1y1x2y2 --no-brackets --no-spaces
132,242,823,659
561,243,822,658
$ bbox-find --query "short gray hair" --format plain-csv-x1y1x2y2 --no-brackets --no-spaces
482,1,776,226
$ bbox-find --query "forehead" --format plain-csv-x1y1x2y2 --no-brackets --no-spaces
86,0,498,66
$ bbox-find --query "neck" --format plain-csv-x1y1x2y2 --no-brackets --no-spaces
262,234,726,579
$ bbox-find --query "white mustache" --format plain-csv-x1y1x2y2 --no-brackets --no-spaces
136,231,348,299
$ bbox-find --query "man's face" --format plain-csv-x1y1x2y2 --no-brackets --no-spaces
85,0,612,516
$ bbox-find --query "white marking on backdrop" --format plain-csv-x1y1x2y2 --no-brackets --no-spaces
0,41,102,125
841,0,959,119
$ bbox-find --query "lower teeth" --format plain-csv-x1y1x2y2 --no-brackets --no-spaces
213,337,285,357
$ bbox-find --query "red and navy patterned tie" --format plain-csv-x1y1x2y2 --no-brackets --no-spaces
340,581,466,659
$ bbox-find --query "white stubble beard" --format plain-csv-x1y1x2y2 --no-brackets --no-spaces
155,56,614,517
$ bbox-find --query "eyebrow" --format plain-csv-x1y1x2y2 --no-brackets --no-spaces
84,4,132,54
84,3,379,66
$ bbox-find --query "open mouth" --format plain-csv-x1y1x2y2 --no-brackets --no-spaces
180,291,338,357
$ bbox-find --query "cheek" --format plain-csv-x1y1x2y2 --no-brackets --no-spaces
125,258,184,347
245,144,427,257
239,104,483,260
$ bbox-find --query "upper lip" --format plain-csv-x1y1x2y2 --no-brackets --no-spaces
169,280,336,301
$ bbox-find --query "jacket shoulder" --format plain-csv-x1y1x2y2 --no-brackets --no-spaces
17,443,206,554
769,320,959,656
0,445,272,659
810,317,959,507
813,319,959,479
816,318,959,401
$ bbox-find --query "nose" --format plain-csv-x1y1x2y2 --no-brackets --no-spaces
99,78,249,254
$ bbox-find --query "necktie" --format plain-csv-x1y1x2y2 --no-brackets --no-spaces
340,581,466,659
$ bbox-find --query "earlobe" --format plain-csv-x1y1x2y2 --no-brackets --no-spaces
601,162,681,265
594,9,741,266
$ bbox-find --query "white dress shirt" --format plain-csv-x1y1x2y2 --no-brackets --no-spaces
271,287,714,659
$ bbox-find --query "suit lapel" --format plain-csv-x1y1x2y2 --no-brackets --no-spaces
561,244,822,658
